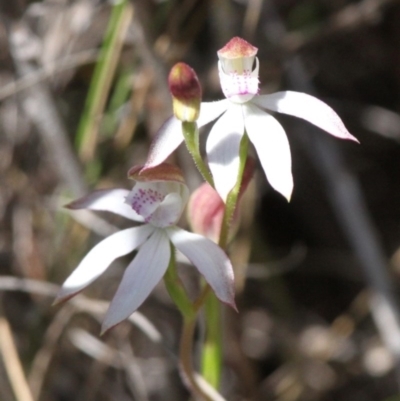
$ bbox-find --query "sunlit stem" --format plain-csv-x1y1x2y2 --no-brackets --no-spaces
219,133,249,249
201,291,222,387
182,122,214,187
201,133,250,388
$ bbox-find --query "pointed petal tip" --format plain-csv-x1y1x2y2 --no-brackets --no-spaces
225,298,238,312
52,290,79,306
100,311,132,336
275,184,293,203
350,135,360,144
254,92,360,144
64,199,79,210
51,297,63,307
100,321,117,336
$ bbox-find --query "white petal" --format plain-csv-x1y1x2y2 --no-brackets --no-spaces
206,104,244,202
197,100,230,128
148,193,184,228
244,104,293,201
253,91,359,142
144,102,229,169
55,225,155,302
145,117,184,168
167,227,236,308
218,58,259,103
66,189,144,222
102,229,170,333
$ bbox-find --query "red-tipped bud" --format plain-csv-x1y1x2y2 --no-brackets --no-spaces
168,62,202,122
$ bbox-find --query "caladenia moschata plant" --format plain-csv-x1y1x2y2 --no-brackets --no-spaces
55,163,236,335
56,37,359,400
140,36,359,393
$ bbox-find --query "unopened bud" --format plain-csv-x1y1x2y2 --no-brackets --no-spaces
168,62,202,122
187,157,255,242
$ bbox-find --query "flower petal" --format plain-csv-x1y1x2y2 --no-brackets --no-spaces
167,227,236,308
144,116,184,168
206,104,244,202
218,58,259,103
55,225,155,303
197,100,229,128
144,101,229,169
102,229,170,333
149,192,185,227
244,104,293,201
253,91,359,142
126,181,189,227
66,189,144,222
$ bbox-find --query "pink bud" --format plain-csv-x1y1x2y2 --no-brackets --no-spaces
187,158,255,242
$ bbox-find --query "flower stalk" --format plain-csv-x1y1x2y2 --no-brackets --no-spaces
182,121,214,187
201,132,249,387
164,244,196,320
219,133,249,249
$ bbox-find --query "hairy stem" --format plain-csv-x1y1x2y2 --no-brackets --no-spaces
182,121,214,186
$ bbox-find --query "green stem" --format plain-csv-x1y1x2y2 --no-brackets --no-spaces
182,121,214,186
201,292,222,387
164,244,195,320
219,134,249,249
201,133,250,388
165,249,216,400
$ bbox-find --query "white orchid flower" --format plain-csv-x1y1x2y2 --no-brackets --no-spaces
55,163,235,333
145,37,359,202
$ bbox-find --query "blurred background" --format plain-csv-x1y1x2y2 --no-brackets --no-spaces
1,0,400,400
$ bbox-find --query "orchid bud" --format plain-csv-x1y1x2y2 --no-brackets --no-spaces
168,62,202,122
187,157,255,242
217,37,259,103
